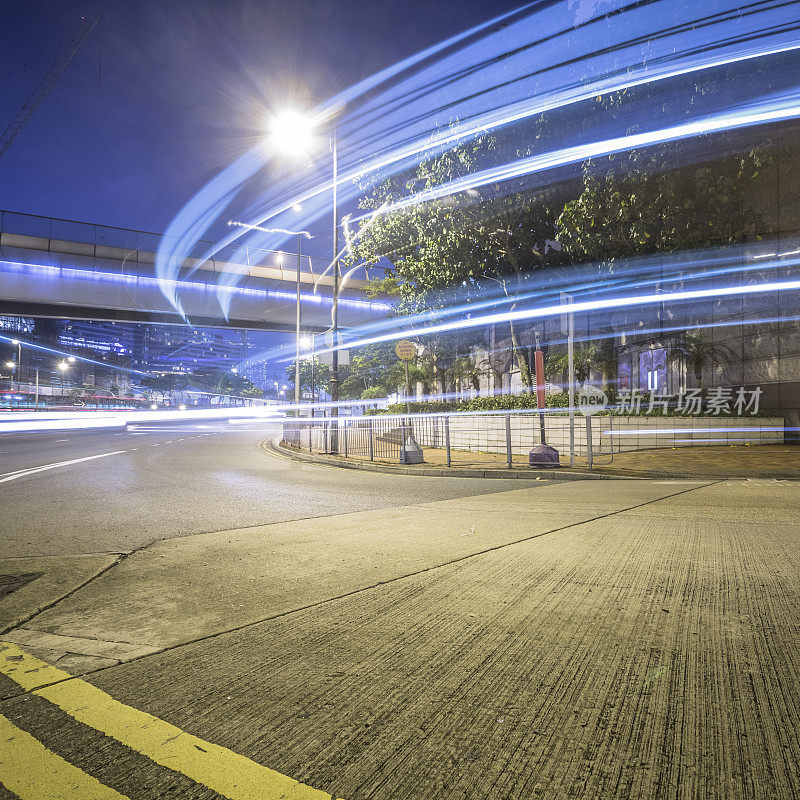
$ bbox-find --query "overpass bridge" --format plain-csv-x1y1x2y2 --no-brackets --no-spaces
0,210,388,331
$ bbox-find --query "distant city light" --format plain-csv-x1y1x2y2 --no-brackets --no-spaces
4,361,15,369
150,403,158,410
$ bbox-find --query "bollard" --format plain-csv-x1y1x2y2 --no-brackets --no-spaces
505,415,512,469
585,414,593,470
444,415,451,467
368,418,374,461
343,420,348,457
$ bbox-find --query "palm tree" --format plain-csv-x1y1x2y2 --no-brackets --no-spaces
545,342,616,388
449,356,481,395
668,331,733,388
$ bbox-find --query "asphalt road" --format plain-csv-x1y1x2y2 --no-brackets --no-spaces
0,421,544,558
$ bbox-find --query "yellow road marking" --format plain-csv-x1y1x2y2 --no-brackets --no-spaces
0,643,343,800
0,713,129,800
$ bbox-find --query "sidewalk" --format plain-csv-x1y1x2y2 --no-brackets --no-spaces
3,479,799,800
274,439,800,480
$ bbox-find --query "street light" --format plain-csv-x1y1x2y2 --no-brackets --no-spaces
266,109,317,158
228,205,312,410
56,360,69,401
266,107,341,440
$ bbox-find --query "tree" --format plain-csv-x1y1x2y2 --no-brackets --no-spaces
338,342,405,399
350,136,562,391
285,358,330,398
214,372,262,398
449,355,482,393
556,147,771,265
668,331,733,388
360,385,386,400
545,343,616,387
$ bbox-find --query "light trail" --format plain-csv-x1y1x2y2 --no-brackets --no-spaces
154,0,800,318
362,89,800,218
317,276,800,355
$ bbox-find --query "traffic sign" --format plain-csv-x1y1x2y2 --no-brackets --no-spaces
395,339,416,360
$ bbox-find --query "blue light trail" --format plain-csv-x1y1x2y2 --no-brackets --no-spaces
155,0,800,319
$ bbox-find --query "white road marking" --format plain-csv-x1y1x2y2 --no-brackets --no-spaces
0,451,127,485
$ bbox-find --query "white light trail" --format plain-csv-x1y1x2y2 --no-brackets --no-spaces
367,91,800,217
320,276,800,355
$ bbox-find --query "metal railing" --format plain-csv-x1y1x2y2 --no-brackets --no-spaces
280,411,616,469
0,209,377,285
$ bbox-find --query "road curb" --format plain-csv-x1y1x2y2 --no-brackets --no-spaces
262,440,800,481
263,438,625,480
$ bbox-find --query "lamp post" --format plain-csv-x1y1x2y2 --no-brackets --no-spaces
57,360,70,402
263,108,340,443
4,361,16,392
329,127,340,449
228,210,313,414
10,339,21,386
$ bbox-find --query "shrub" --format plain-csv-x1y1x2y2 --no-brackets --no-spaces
376,393,570,415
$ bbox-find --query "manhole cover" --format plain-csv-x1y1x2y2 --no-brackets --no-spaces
0,573,42,600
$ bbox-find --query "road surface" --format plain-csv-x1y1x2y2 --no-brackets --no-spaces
0,422,798,800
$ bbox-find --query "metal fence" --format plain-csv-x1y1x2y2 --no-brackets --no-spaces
281,411,617,469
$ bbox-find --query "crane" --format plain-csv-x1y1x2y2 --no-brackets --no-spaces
0,14,101,161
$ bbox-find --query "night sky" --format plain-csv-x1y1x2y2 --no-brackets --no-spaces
0,0,521,245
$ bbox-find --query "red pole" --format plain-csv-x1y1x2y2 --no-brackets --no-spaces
534,348,547,445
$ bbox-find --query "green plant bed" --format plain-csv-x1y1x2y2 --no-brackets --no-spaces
364,390,776,418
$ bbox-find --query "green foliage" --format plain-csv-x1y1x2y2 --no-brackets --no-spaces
285,358,331,395
545,343,617,386
556,147,771,265
667,331,734,387
360,385,386,400
214,372,262,398
338,342,406,399
370,393,570,415
350,133,563,389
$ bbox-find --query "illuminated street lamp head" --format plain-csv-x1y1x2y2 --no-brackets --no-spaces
67,356,76,363
267,109,316,157
299,335,313,351
10,339,19,345
5,361,15,369
57,361,69,372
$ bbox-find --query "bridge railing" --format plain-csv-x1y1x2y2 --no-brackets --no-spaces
0,209,378,286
